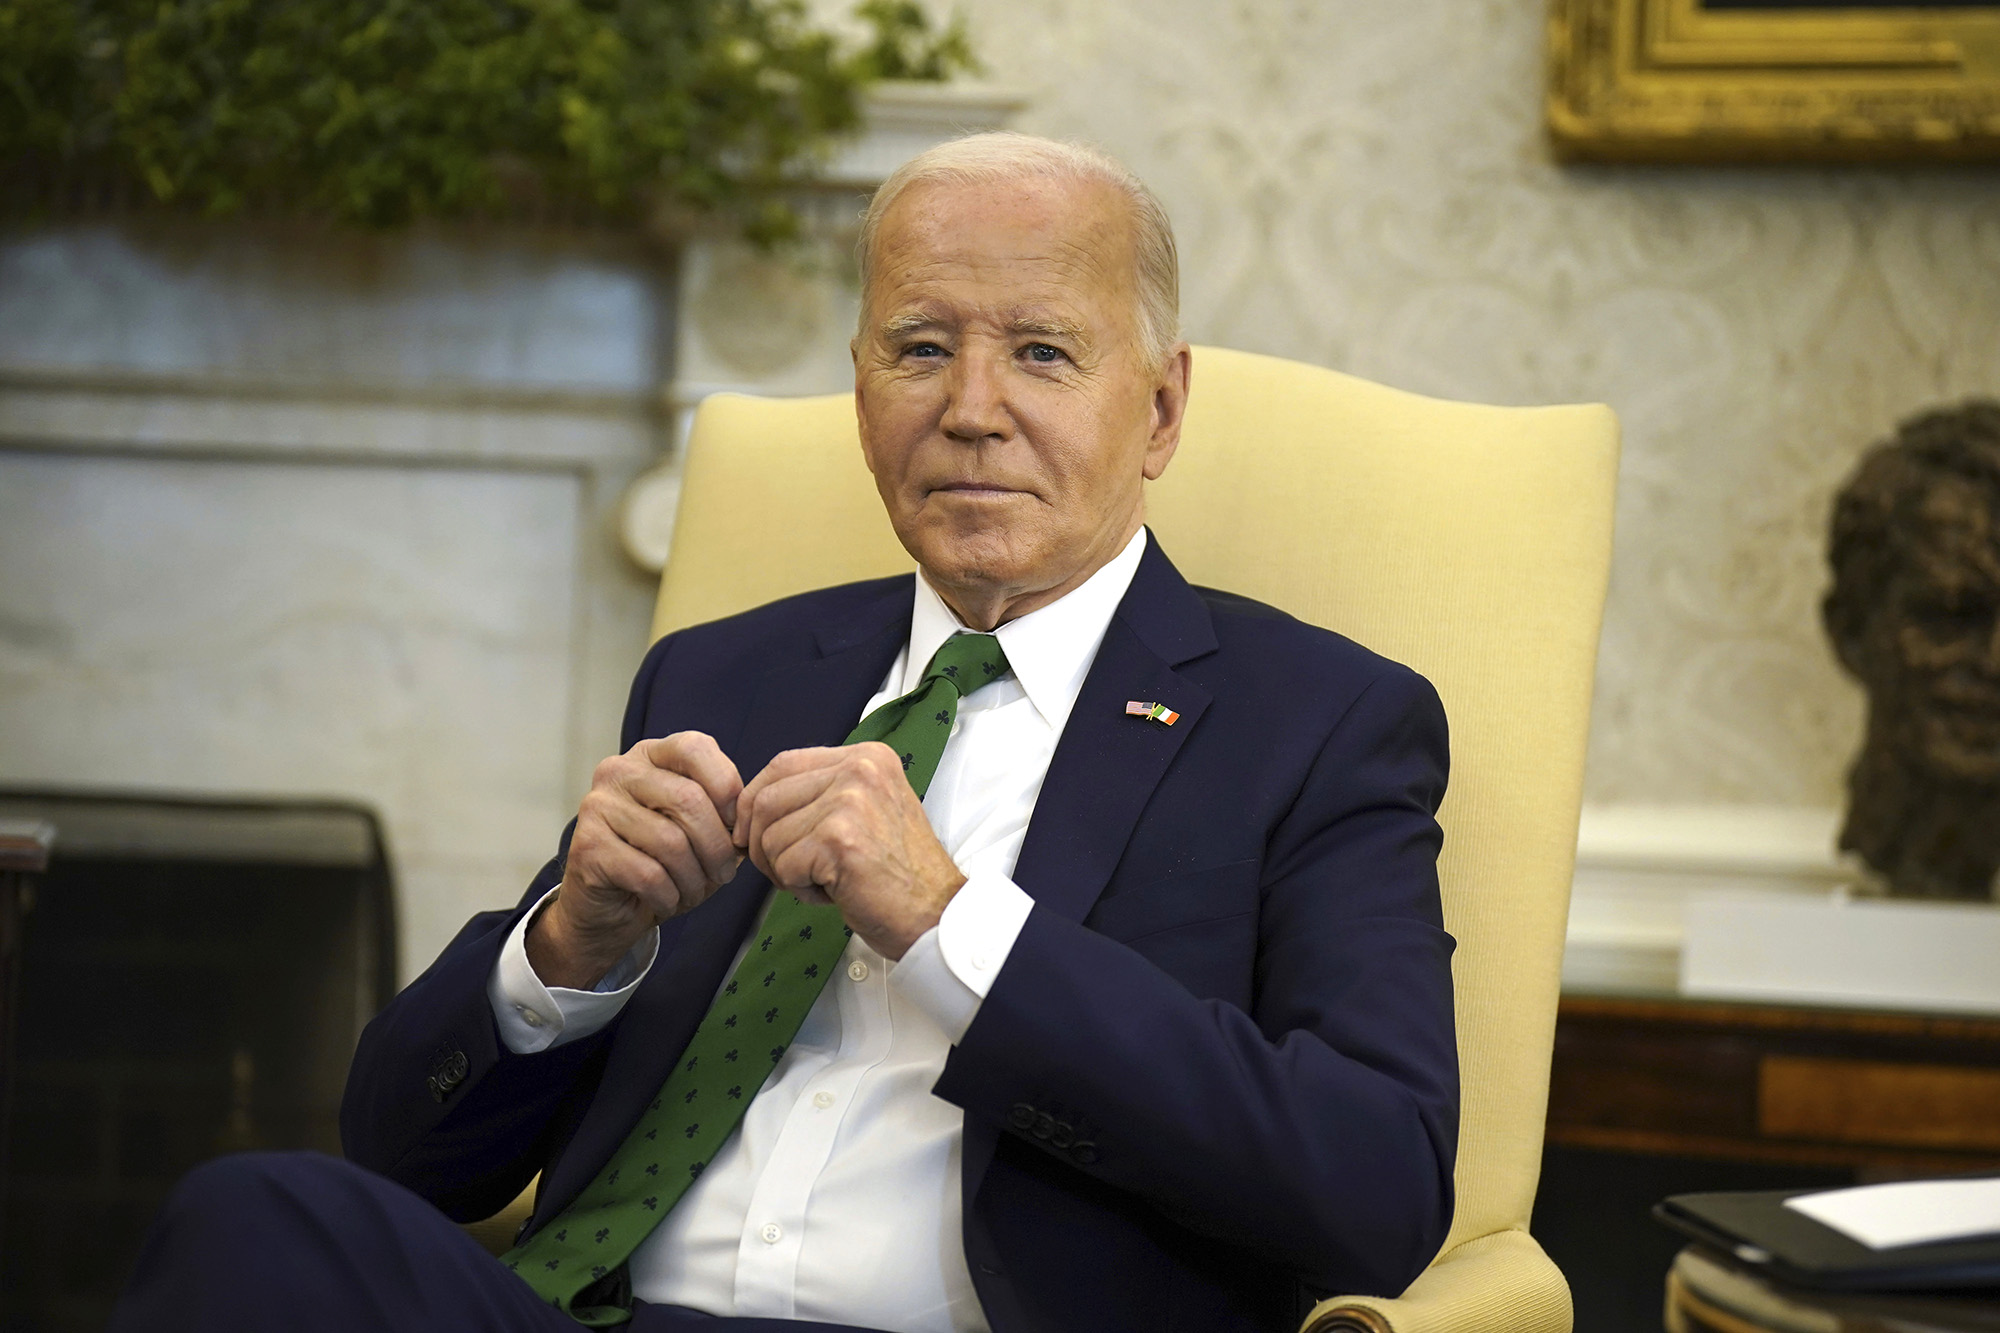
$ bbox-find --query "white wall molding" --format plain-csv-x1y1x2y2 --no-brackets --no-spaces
1565,804,1854,995
818,83,1032,189
0,378,656,473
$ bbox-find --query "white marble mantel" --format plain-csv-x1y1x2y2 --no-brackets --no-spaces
0,82,1024,981
1564,803,1854,995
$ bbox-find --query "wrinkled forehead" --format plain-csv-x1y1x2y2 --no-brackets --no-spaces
862,176,1142,327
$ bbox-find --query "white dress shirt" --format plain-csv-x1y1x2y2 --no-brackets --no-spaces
486,527,1149,1332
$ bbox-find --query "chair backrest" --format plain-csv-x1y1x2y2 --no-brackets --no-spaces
654,345,1619,1264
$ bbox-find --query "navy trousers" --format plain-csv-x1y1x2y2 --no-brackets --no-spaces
111,1152,887,1333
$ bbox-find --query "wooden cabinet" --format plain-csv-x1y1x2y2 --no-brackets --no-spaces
1548,994,2000,1179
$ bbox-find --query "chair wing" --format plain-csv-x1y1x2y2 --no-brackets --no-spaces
652,347,1620,1333
653,391,906,640
1152,349,1617,1333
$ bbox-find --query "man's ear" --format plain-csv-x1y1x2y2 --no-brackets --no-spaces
1143,342,1193,481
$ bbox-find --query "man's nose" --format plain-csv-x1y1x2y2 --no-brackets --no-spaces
938,353,1010,442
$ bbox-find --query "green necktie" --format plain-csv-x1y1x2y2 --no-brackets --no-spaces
505,631,1010,1324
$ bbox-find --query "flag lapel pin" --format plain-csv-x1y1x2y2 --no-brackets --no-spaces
1125,700,1180,726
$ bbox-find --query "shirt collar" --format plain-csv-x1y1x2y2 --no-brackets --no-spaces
902,526,1149,734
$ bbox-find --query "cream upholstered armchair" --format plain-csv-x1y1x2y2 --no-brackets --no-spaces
643,345,1618,1333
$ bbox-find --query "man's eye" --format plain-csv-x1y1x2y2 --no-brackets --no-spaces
903,341,945,359
1024,343,1065,364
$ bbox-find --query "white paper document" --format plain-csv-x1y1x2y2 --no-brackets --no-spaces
1784,1177,2000,1250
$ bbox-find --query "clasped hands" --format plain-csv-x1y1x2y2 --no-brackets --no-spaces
527,732,967,990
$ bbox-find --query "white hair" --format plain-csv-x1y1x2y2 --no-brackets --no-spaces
855,131,1181,368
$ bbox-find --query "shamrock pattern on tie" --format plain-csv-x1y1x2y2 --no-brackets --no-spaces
505,631,1009,1325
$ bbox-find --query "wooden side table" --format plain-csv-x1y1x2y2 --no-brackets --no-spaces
1549,994,2000,1178
1665,1245,2000,1333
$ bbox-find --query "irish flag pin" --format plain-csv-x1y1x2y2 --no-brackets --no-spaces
1125,700,1180,726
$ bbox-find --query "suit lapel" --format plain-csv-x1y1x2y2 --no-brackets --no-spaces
535,581,912,1223
962,538,1216,1202
956,544,1208,1216
1009,537,1216,926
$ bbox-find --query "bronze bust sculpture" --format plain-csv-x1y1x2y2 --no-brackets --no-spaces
1823,400,2000,902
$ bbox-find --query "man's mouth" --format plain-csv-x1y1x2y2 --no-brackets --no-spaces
931,483,1021,497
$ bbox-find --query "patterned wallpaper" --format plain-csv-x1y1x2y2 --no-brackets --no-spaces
937,0,2000,807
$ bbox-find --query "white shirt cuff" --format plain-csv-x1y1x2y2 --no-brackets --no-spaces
889,872,1033,1043
486,887,659,1054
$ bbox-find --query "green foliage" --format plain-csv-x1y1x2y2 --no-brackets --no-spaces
846,1,971,81
0,0,977,233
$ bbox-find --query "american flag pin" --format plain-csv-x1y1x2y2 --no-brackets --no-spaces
1125,700,1180,726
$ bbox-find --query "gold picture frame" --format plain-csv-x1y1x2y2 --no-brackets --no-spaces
1547,0,2000,162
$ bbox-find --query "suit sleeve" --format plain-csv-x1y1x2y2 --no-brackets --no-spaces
337,632,681,1221
933,665,1458,1297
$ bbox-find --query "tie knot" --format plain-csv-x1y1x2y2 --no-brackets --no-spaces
922,632,1009,695
841,631,1010,797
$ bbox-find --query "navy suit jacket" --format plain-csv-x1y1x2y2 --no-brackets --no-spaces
342,535,1459,1333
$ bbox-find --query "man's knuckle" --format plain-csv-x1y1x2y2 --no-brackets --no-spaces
647,879,683,917
824,817,861,853
768,845,798,883
648,774,693,817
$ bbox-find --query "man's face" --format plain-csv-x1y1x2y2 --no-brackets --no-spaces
1878,477,2000,781
852,175,1188,628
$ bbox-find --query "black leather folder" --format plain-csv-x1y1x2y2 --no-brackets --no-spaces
1655,1188,2000,1293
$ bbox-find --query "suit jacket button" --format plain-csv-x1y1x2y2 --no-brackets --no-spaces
1032,1112,1055,1140
426,1075,444,1103
440,1051,468,1087
1049,1121,1076,1149
1008,1103,1036,1131
1071,1141,1099,1165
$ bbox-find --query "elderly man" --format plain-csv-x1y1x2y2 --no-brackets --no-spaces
113,133,1457,1333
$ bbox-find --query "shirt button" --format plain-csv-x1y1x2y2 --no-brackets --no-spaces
813,1091,836,1109
518,1007,545,1029
847,960,869,982
760,1222,783,1244
971,952,991,971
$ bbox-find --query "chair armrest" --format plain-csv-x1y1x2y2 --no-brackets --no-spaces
1302,1229,1572,1333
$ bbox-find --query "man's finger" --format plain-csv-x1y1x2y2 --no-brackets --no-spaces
759,799,848,896
599,800,721,904
620,768,741,884
740,766,843,873
584,838,682,922
638,731,745,829
736,747,846,847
